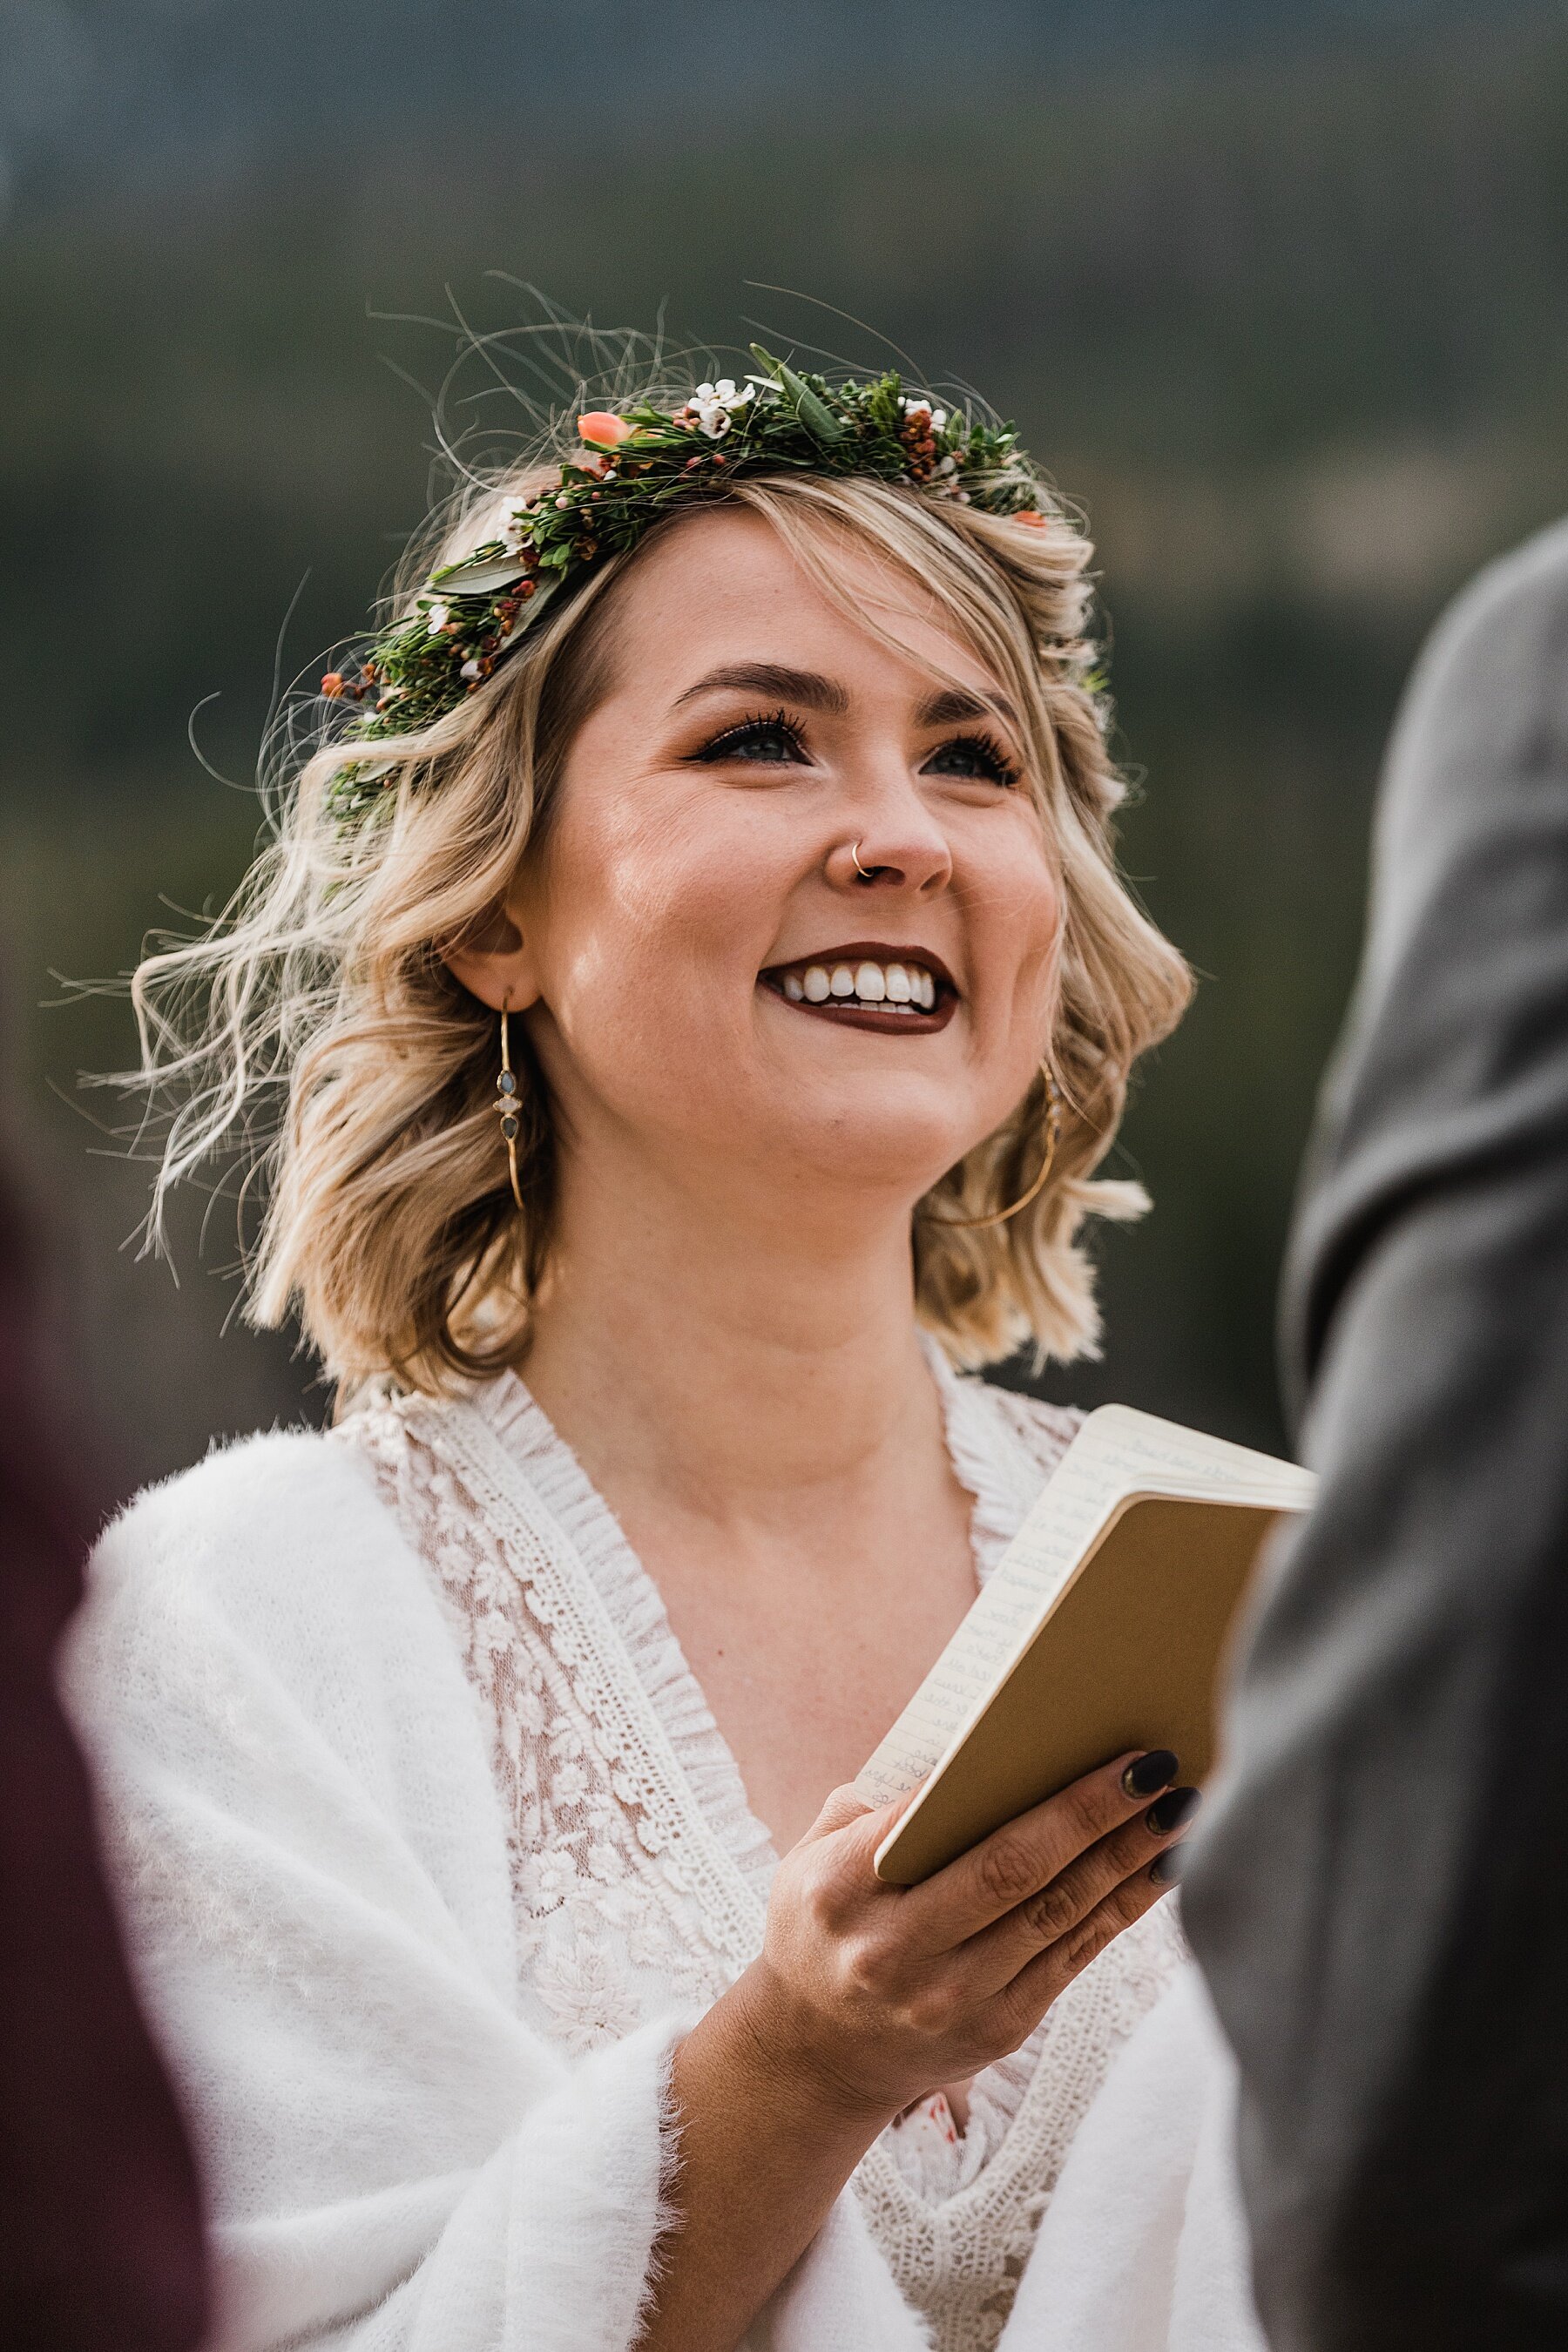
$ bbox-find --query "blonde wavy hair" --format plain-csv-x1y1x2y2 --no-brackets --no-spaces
131,393,1191,1396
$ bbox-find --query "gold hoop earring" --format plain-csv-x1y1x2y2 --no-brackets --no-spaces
495,1007,524,1211
927,1063,1063,1230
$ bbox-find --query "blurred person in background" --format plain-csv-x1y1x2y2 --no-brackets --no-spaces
60,352,1267,2352
1185,518,1568,2349
0,1166,208,2352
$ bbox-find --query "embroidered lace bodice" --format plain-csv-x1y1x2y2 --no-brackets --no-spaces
340,1353,1186,2352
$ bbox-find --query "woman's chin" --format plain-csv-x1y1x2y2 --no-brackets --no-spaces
732,1111,980,1211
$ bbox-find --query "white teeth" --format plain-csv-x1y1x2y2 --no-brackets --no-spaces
782,959,942,1011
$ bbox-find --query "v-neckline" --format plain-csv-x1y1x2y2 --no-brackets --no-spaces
470,1335,1032,1909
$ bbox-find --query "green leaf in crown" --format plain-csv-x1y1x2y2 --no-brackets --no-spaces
321,349,1050,825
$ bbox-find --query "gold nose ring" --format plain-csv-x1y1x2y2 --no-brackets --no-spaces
850,840,875,882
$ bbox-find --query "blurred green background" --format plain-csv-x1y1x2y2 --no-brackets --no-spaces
5,0,1567,1497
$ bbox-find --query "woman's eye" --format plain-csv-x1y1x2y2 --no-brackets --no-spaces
922,732,1021,787
693,711,809,766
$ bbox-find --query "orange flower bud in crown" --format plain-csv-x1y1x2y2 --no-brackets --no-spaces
578,412,634,449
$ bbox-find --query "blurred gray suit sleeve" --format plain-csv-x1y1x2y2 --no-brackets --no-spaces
1181,518,1568,2350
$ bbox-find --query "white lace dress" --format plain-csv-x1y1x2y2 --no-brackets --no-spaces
341,1353,1187,2352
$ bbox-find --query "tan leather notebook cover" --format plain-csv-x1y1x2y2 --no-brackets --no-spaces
871,1492,1286,1887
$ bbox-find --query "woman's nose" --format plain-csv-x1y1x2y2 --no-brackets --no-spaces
826,776,954,896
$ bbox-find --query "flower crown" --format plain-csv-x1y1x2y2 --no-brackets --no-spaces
321,348,1051,823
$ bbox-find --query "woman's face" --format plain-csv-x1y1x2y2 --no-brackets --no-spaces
497,505,1062,1221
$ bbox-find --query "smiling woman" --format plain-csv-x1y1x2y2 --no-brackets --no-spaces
136,449,1186,1391
65,356,1262,2352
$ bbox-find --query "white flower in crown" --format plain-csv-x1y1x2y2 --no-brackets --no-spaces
689,377,754,438
425,600,451,635
900,392,949,429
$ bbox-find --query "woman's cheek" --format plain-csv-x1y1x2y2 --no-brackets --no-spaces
971,862,1062,1019
547,933,751,1119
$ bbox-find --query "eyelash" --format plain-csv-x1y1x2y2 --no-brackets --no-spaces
693,708,808,763
930,729,1022,789
692,709,1021,788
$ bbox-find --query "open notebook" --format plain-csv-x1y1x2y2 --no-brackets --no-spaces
857,1404,1316,1885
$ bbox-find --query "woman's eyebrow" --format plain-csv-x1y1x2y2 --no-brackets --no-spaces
916,684,1023,731
671,663,1021,733
672,662,850,713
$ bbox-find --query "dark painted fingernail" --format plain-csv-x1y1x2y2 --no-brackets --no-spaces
1121,1749,1179,1799
1150,1847,1186,1886
1146,1786,1202,1837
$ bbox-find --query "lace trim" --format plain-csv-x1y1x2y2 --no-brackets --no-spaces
466,1374,778,1918
387,1384,766,1975
857,1901,1187,2349
340,1401,734,2064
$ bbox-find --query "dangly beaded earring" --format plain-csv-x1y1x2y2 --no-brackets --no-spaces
495,1005,524,1210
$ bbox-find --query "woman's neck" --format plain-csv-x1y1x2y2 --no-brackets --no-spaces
519,1153,943,1531
520,1149,984,1863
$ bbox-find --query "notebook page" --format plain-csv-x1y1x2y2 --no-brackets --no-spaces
1081,1406,1316,1509
855,1408,1315,1808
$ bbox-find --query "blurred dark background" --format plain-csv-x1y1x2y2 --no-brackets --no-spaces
5,0,1567,1497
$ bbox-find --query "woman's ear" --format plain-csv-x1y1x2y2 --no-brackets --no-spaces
442,889,544,1014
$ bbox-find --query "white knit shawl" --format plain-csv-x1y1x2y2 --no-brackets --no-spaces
64,1422,1265,2352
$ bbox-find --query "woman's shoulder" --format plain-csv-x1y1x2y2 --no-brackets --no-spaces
67,1418,520,1985
68,1416,497,1823
93,1423,382,1591
79,1422,422,1692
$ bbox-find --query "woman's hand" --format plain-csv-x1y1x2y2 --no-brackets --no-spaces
641,1749,1193,2351
738,1747,1196,2126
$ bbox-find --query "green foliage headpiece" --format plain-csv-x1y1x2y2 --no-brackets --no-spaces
321,348,1051,822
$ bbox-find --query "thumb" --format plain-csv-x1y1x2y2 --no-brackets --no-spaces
806,1775,923,1850
809,1781,878,1840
